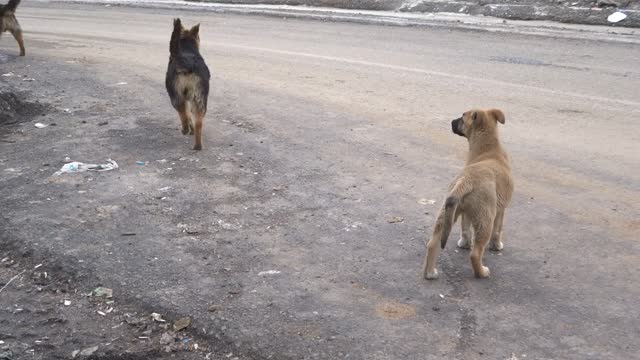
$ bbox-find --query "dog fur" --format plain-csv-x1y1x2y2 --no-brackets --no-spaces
165,18,210,150
0,0,25,56
423,109,514,279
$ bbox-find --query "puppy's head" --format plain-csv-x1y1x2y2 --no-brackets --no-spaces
173,18,201,48
451,109,505,138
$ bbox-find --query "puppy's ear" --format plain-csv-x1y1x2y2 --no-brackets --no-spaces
190,24,200,36
471,111,478,122
487,109,505,124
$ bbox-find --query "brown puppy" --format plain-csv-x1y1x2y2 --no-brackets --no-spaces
423,109,514,279
0,0,25,56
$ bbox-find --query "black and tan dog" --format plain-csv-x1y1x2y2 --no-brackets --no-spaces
165,18,210,150
423,109,514,279
0,0,25,56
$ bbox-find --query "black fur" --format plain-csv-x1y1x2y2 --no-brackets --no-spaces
165,19,210,113
0,0,20,14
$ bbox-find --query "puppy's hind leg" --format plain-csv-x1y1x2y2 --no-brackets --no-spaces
469,215,494,279
457,214,473,249
423,206,448,280
489,209,505,251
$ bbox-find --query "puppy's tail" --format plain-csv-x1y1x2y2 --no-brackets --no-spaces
439,178,471,249
5,0,21,12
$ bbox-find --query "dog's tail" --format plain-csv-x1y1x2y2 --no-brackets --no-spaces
5,0,21,12
439,177,472,249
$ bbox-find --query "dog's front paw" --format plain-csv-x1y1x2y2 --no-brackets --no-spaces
193,143,202,151
424,269,439,280
474,266,490,279
457,237,471,249
181,126,190,135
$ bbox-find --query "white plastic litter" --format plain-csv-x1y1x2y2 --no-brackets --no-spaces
1,72,15,77
34,123,48,128
151,312,166,322
54,159,118,175
258,270,281,276
608,12,627,23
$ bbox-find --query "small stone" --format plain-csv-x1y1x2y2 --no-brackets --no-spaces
208,304,222,312
173,317,191,332
160,332,175,345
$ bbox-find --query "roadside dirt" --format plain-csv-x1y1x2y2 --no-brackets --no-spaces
0,55,236,360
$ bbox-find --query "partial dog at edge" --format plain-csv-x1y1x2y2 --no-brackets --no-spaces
0,0,25,56
165,18,211,150
423,109,514,279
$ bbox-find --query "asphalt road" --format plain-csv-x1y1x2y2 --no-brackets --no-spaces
1,3,639,359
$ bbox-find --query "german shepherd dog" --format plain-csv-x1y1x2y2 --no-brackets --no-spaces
0,0,25,56
165,18,210,150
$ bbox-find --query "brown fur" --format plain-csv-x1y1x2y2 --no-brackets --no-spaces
0,0,25,56
423,109,514,279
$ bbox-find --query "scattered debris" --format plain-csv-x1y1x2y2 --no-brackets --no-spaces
607,11,627,23
136,161,146,166
151,312,166,322
71,350,80,359
97,121,109,126
0,270,26,294
160,332,175,345
79,345,99,356
173,317,191,332
388,216,404,224
121,232,136,236
54,159,118,175
34,263,43,269
418,198,437,205
22,78,36,82
34,122,48,128
116,81,128,85
158,186,172,192
439,293,445,299
0,351,12,360
90,287,113,299
64,300,72,306
258,270,281,276
1,72,14,77
97,310,107,316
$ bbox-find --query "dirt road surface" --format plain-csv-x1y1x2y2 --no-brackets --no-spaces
1,2,639,359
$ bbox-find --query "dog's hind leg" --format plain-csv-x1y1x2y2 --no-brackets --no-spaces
423,207,447,280
489,209,505,251
176,102,192,135
10,27,25,56
193,110,205,151
457,214,473,249
469,214,494,278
